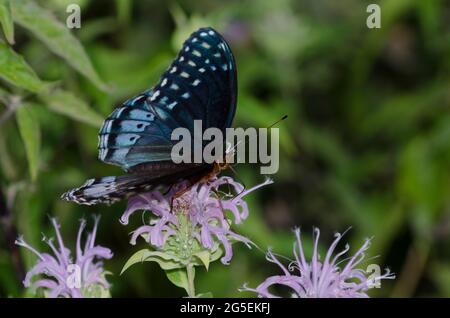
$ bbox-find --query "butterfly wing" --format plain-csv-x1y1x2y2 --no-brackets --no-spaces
98,90,175,170
99,27,237,171
63,27,237,205
61,162,212,205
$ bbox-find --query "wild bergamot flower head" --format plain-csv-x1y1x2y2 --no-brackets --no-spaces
241,227,395,298
15,217,112,298
120,176,272,272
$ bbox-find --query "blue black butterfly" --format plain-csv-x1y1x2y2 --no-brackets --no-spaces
61,27,237,205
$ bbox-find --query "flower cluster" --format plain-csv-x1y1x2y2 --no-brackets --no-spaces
241,228,395,298
120,176,273,265
15,217,112,298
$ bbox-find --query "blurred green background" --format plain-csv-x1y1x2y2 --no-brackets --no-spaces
0,0,449,297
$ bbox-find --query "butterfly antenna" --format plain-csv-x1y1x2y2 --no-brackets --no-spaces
267,114,288,129
226,115,288,157
228,164,247,192
226,115,287,193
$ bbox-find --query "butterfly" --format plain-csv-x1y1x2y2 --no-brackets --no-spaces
61,27,237,205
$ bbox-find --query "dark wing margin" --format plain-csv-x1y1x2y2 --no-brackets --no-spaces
150,27,237,132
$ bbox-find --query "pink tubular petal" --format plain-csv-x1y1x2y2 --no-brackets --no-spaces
241,228,395,298
121,177,267,265
17,217,112,298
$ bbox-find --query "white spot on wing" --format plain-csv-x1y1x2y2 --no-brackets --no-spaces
168,101,178,109
150,90,160,101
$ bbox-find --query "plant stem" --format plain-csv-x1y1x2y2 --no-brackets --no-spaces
186,264,196,297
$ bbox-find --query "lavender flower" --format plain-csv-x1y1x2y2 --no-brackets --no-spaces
241,228,395,298
15,217,113,298
120,176,272,265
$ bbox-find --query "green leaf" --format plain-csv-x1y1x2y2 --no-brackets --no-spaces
0,0,14,44
15,103,40,181
208,244,224,264
40,90,103,127
121,249,149,275
11,0,108,91
0,131,18,181
166,268,190,294
121,249,185,275
193,250,211,271
0,41,47,93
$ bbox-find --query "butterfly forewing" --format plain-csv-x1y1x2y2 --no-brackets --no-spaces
62,27,237,205
98,27,237,171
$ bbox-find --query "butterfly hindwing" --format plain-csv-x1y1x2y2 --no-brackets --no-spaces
62,162,212,205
